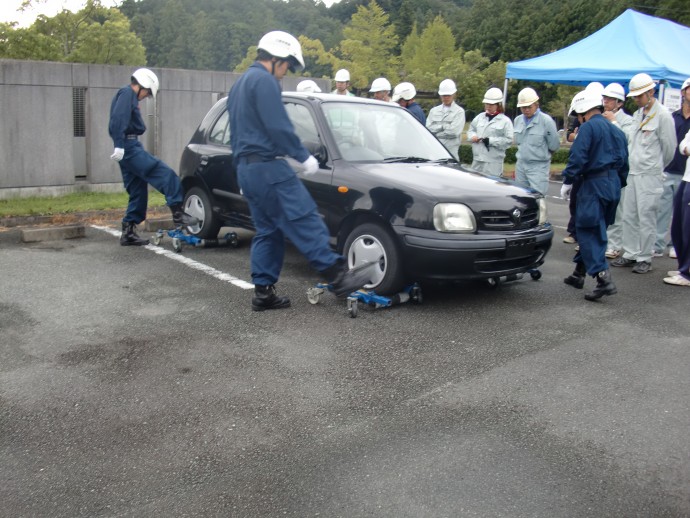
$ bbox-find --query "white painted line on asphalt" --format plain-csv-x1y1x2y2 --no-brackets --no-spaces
91,225,254,290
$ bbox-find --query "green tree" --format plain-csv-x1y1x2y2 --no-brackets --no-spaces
336,0,399,89
404,15,456,90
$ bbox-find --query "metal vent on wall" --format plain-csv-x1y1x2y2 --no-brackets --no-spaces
72,87,86,137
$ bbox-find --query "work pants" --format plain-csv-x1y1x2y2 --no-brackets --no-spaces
670,181,690,280
515,160,551,195
606,187,626,251
471,160,504,178
237,159,341,287
119,141,183,224
654,173,682,253
621,173,663,263
566,176,582,240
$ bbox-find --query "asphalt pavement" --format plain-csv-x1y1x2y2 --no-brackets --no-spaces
1,181,689,517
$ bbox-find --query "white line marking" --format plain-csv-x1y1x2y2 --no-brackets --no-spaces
91,225,254,290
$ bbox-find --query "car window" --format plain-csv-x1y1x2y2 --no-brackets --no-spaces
284,102,320,143
209,110,230,146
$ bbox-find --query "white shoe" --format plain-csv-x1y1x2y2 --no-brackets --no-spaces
605,249,620,259
669,247,677,259
663,275,690,286
667,270,680,277
563,235,576,244
652,250,664,258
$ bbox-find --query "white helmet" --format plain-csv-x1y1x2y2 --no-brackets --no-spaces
257,31,305,71
482,87,503,104
296,79,321,93
438,79,457,96
627,73,655,97
369,77,391,93
681,77,690,91
516,87,539,107
392,82,416,102
132,68,159,98
602,83,625,102
334,69,350,82
570,90,603,114
585,82,605,95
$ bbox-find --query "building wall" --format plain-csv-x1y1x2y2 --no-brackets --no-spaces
0,59,330,198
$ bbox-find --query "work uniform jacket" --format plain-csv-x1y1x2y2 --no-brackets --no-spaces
406,102,426,125
426,102,465,159
513,109,560,163
628,101,676,175
467,112,514,164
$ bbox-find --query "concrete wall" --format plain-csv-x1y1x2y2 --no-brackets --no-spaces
0,59,330,199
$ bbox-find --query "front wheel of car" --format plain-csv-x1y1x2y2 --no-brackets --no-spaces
183,186,221,239
343,222,406,295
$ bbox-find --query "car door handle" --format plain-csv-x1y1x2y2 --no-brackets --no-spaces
200,155,209,166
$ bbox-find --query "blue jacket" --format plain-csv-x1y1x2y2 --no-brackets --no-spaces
406,102,426,125
109,86,146,149
563,113,629,185
665,109,690,175
227,62,309,163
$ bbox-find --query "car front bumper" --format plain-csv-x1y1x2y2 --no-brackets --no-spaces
397,224,554,280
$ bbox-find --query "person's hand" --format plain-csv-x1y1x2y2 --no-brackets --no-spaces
301,155,319,176
560,183,572,200
110,148,124,161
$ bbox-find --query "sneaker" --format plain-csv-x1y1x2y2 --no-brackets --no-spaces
605,248,620,259
663,275,690,286
669,247,677,259
632,261,652,274
667,270,680,277
611,257,635,267
652,250,664,258
563,235,577,244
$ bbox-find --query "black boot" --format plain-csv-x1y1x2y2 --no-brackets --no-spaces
120,222,149,246
322,259,375,298
564,261,586,289
584,270,617,301
252,285,291,311
170,204,199,227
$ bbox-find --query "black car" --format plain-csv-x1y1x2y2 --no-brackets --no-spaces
179,93,553,294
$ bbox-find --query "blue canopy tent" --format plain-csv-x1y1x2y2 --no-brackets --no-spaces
505,9,690,92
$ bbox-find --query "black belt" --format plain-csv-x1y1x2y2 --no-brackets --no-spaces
125,135,138,140
239,154,275,164
585,170,614,179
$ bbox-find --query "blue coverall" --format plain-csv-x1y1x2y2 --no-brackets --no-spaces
227,62,341,287
109,86,184,224
562,114,629,276
406,102,426,125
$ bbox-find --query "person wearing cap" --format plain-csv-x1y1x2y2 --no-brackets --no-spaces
296,79,322,93
561,90,629,301
426,79,466,160
109,68,198,246
392,82,426,125
332,69,355,96
653,77,690,259
601,82,634,260
663,127,690,287
467,87,514,177
513,87,560,195
611,73,676,274
227,31,372,311
369,77,392,102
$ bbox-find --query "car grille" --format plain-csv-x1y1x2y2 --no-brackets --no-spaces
478,208,539,230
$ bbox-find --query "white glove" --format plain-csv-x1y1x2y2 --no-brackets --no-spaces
110,148,125,161
301,155,319,176
560,183,572,200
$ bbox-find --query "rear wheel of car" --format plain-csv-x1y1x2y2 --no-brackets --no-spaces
183,186,221,239
343,222,406,295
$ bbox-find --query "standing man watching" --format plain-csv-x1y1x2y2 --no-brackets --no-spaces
653,77,690,259
561,90,629,301
332,69,355,96
227,31,371,311
467,87,514,177
513,87,560,195
392,82,426,125
109,68,198,246
426,79,466,160
611,73,676,274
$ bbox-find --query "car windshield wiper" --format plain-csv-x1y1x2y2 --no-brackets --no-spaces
432,158,458,164
382,156,431,163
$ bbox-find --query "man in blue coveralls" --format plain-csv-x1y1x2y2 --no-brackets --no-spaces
560,90,629,301
109,68,198,246
227,31,372,311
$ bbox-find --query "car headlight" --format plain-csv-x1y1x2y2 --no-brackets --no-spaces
433,203,476,232
538,197,547,225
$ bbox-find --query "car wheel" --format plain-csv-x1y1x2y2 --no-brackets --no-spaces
343,222,406,295
183,186,221,239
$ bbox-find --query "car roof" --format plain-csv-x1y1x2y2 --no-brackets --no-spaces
283,91,398,107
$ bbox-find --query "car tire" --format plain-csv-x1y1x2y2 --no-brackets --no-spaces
183,186,221,239
343,222,406,295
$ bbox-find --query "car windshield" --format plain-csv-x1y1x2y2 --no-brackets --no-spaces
322,101,453,163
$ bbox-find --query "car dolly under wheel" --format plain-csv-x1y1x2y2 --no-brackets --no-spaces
307,282,422,318
486,268,541,287
152,228,239,253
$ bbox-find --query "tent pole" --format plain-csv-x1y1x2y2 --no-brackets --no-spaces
503,78,509,106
